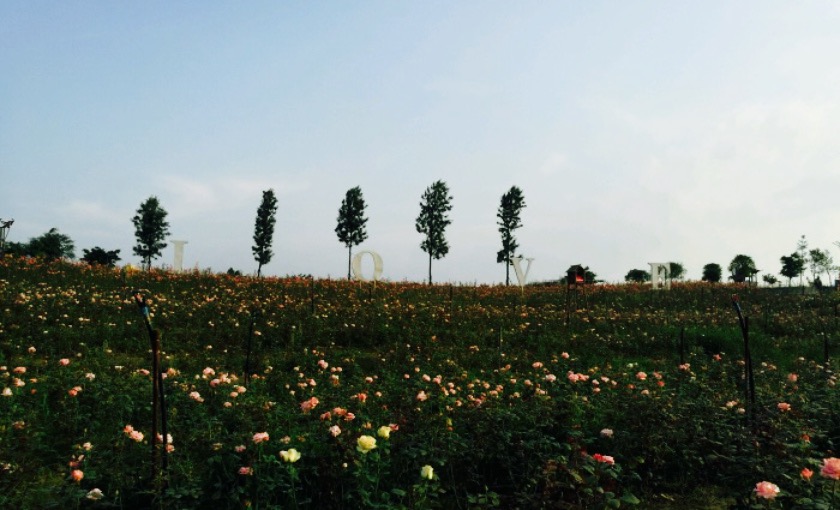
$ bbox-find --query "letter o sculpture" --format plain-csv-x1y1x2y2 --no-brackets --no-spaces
351,250,384,282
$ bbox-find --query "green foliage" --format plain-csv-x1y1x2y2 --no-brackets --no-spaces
335,186,369,280
252,189,278,277
26,227,75,261
808,248,833,284
416,180,453,284
496,186,526,286
624,269,650,283
762,274,778,286
702,263,722,283
728,254,758,283
780,253,805,286
3,241,27,257
668,262,686,280
81,247,121,267
132,196,170,271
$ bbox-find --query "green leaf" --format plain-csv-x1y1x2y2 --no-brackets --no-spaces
620,493,641,505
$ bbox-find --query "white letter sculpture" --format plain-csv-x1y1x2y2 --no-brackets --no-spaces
648,262,670,289
351,250,384,282
511,257,535,289
172,240,188,273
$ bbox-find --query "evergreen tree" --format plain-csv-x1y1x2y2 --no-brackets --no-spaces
252,189,278,277
496,186,526,285
335,186,368,279
132,196,170,271
416,180,453,284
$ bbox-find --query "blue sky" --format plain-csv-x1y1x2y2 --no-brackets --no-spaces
3,2,840,283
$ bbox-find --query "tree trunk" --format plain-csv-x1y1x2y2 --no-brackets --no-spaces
347,246,352,280
505,261,510,286
257,263,262,278
428,253,433,285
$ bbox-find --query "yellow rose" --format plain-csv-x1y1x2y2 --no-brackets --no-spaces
377,426,391,439
356,435,377,453
420,465,434,480
280,448,301,463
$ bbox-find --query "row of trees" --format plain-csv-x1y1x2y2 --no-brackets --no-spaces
332,181,525,284
621,237,837,288
7,192,837,287
133,182,526,284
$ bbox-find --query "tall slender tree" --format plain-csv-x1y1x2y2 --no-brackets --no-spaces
335,186,368,279
132,196,170,271
797,235,808,287
252,189,278,277
496,186,526,286
416,180,453,284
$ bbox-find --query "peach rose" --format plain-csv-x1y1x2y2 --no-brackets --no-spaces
821,458,840,480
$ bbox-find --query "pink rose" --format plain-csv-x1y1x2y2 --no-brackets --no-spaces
754,481,780,500
592,453,615,465
252,432,269,444
821,458,840,480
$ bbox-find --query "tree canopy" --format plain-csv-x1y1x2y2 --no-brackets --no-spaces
625,268,651,283
702,263,722,283
668,262,686,280
808,248,833,285
82,247,121,267
728,254,758,283
26,228,75,261
779,252,804,286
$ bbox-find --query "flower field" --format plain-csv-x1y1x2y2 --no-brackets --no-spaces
2,257,840,509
